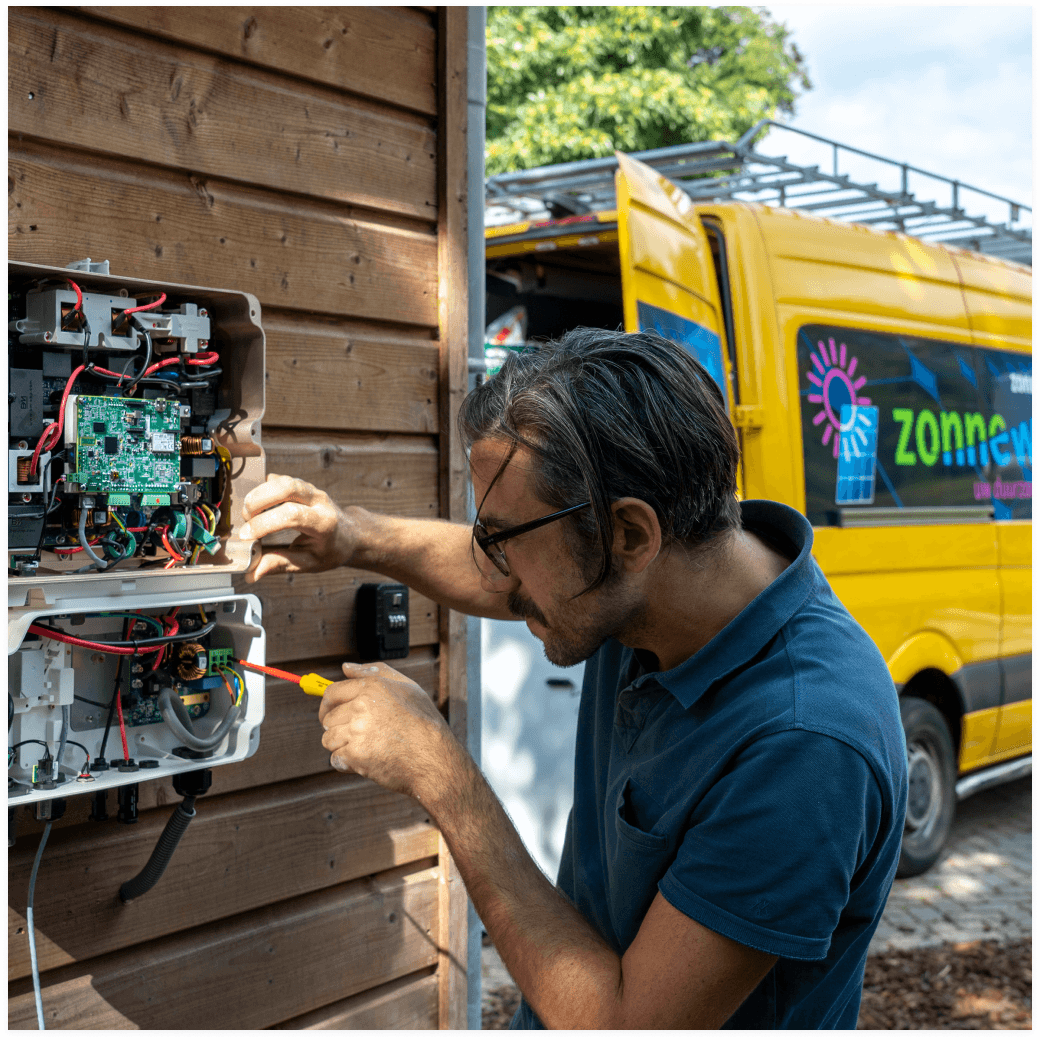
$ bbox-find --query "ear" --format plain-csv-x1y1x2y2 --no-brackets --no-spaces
610,498,661,575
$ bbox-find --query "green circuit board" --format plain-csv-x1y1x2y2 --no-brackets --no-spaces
69,395,182,494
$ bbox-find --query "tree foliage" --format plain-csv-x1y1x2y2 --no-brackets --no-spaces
486,6,811,175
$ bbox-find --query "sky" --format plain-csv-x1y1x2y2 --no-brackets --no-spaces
761,5,1032,230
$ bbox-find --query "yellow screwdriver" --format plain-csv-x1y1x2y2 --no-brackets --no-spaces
236,659,332,697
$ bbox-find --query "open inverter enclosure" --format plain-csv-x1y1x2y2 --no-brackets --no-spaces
8,260,267,806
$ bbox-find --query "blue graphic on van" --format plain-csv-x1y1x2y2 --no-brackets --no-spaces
636,301,729,412
836,405,879,505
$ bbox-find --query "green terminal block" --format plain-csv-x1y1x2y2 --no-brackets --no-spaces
191,526,220,555
108,494,133,507
141,494,171,507
206,648,235,676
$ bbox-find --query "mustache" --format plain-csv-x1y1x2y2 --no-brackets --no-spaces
507,592,547,626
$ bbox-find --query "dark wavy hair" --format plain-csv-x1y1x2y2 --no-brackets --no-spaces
459,327,742,594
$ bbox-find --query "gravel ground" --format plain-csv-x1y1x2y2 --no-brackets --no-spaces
481,939,1032,1029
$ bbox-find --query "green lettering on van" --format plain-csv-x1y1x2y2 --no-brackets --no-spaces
964,412,989,466
915,409,940,467
893,408,917,465
941,411,965,466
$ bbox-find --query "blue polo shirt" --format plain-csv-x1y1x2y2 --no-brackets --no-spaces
511,500,908,1029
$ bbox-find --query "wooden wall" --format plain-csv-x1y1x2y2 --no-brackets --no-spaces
8,6,470,1028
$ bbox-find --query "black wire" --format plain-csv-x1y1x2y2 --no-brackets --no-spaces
122,325,153,394
30,619,217,648
74,694,112,709
99,618,131,762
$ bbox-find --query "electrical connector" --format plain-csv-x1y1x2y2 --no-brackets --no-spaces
206,648,234,676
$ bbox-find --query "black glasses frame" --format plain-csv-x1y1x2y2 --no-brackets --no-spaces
473,501,592,576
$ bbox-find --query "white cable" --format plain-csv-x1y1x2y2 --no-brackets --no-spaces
27,820,53,1030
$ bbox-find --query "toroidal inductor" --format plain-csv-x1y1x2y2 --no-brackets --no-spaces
175,643,208,681
181,435,212,455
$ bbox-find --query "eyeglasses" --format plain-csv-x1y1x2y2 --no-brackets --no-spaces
473,502,592,577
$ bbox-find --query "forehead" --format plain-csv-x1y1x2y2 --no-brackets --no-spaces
469,438,547,518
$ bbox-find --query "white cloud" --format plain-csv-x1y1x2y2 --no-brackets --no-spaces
761,4,1032,223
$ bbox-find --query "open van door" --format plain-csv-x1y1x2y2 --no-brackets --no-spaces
615,151,736,418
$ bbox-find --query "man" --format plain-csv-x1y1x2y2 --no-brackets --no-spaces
239,328,908,1029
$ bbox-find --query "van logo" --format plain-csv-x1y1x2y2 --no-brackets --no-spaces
806,337,872,458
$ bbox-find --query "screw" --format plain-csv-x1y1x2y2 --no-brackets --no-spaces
16,440,28,450
131,663,143,674
131,679,143,689
199,340,209,347
199,310,208,318
43,331,52,342
21,494,32,503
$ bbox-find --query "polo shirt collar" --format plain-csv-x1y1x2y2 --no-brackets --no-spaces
628,501,818,710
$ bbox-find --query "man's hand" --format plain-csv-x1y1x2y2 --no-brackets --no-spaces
239,473,360,582
318,661,460,800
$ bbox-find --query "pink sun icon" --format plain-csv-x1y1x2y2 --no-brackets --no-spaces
807,337,872,458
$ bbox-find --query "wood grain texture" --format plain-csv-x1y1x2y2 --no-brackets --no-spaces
10,8,437,220
9,139,438,327
262,430,439,521
241,569,438,663
74,6,438,115
272,968,439,1029
264,312,439,433
9,772,438,980
436,9,472,1029
8,863,441,1029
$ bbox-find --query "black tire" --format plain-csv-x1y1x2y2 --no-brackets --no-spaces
896,696,957,878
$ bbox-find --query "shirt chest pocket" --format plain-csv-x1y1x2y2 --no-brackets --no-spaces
613,777,669,852
606,778,674,947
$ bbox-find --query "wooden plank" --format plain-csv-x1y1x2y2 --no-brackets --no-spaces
241,569,438,663
8,863,441,1029
262,431,439,522
436,8,472,1030
273,968,439,1029
9,772,438,980
264,313,439,434
76,6,438,116
9,8,437,220
9,138,439,327
11,649,438,838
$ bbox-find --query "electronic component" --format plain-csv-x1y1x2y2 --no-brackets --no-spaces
8,261,267,816
355,583,409,661
8,596,265,807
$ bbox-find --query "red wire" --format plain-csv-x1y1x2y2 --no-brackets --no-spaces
67,280,83,311
115,687,130,760
237,659,304,684
26,623,161,656
30,363,86,475
120,292,167,315
142,350,219,379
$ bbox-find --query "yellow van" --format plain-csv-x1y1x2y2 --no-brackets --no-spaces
486,152,1032,877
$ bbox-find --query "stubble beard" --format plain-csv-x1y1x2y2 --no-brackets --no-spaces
507,577,645,668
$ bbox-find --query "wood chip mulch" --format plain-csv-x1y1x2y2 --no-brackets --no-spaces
857,938,1031,1030
481,938,1032,1029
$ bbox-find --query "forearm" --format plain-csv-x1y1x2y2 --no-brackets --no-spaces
420,741,624,1030
348,507,515,620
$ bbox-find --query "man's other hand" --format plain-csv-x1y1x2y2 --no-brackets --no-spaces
318,661,460,801
239,473,360,582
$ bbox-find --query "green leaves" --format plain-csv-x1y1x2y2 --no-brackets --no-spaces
486,6,811,175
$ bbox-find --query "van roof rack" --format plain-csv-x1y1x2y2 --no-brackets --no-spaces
485,119,1032,267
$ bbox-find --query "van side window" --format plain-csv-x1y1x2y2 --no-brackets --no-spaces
701,221,739,408
797,325,1032,526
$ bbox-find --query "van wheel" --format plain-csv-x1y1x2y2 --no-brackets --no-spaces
897,696,957,878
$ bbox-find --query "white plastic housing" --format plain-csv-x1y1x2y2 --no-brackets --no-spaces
8,589,265,807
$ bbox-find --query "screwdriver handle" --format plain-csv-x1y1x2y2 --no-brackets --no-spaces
299,673,333,697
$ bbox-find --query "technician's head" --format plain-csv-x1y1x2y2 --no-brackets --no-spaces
459,327,741,665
